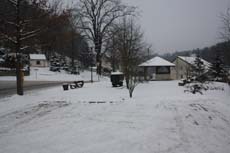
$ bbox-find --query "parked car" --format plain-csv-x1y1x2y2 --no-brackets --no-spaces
69,67,80,75
62,66,69,71
50,66,60,72
70,69,80,75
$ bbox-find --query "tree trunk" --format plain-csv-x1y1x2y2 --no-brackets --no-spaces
98,60,102,75
129,91,132,98
111,55,116,72
16,61,23,95
95,46,102,75
125,77,129,89
16,0,23,95
129,86,134,98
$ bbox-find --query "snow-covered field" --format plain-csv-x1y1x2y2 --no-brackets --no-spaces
0,81,230,153
0,67,99,82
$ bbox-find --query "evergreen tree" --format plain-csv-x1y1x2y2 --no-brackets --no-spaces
192,54,205,80
210,54,227,81
185,55,208,94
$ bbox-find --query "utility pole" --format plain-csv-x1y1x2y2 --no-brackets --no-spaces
91,66,93,83
71,27,75,69
90,48,94,83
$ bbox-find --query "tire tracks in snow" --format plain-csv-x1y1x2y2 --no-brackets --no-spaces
154,102,191,153
0,101,70,136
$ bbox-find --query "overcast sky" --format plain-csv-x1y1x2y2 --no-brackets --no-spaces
122,0,230,54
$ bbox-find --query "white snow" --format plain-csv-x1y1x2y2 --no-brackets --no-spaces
0,80,229,153
0,67,100,82
139,56,175,67
29,54,46,60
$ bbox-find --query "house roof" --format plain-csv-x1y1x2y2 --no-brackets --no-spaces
29,54,46,60
178,56,210,69
139,56,175,67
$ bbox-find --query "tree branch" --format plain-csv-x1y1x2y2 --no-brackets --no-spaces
0,31,17,44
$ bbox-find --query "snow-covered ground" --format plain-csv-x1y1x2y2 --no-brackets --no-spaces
0,67,100,82
0,81,230,153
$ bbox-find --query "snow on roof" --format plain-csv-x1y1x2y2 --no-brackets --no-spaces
178,56,210,69
29,54,46,60
139,56,175,67
111,71,123,75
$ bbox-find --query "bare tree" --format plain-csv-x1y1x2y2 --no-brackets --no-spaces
114,17,146,98
103,26,121,72
75,0,136,75
0,0,49,95
67,10,80,69
37,0,66,57
220,8,230,41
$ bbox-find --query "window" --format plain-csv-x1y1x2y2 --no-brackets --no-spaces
156,66,170,74
36,60,41,65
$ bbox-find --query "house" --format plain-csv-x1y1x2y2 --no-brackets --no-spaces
139,56,175,80
172,56,210,80
29,54,48,67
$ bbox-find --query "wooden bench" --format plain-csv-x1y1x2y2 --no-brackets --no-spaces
63,81,84,90
70,81,84,89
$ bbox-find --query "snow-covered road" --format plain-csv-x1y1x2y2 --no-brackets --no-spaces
0,81,229,153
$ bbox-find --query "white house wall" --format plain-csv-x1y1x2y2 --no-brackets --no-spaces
30,60,49,67
170,67,177,80
173,58,192,80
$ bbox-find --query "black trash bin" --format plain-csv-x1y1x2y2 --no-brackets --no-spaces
62,83,69,91
110,72,124,87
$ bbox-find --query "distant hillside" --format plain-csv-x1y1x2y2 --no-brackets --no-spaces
161,41,230,65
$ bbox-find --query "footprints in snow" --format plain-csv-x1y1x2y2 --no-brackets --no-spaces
189,103,208,112
187,103,230,126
